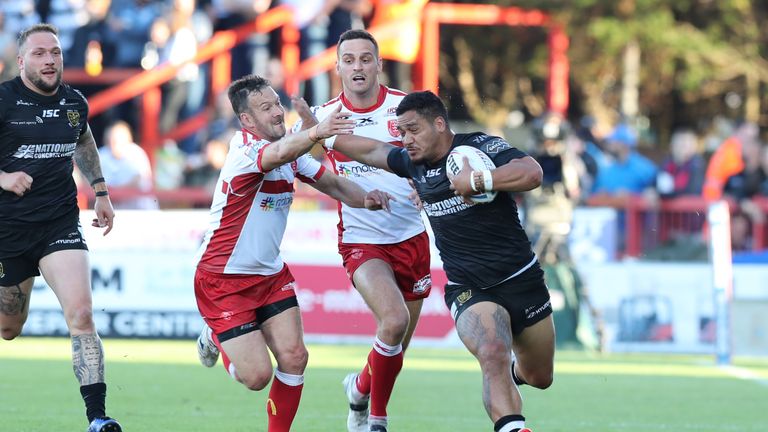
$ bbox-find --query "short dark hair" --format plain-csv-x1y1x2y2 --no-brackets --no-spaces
396,91,450,126
17,23,59,52
337,29,379,57
227,74,271,115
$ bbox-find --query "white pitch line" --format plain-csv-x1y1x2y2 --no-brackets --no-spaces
720,365,768,387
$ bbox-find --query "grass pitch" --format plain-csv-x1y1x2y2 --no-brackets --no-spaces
1,338,766,431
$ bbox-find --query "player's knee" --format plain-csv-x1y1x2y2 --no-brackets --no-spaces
1,325,22,340
378,311,409,342
242,375,272,391
521,364,554,389
275,344,309,372
527,370,554,389
239,368,274,391
476,340,511,370
64,306,95,333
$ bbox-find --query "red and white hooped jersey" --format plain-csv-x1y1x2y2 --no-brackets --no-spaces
195,129,325,275
315,85,425,245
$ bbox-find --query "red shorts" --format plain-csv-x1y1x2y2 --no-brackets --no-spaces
194,265,297,335
339,231,432,301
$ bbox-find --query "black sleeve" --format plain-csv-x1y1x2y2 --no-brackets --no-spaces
386,147,413,178
478,136,529,167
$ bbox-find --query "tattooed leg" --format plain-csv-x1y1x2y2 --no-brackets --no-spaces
0,280,34,340
72,333,105,385
456,302,520,421
0,284,27,315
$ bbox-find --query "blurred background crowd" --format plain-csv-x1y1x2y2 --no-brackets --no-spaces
2,0,768,260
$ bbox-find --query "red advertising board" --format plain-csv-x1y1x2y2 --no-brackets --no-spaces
290,264,456,340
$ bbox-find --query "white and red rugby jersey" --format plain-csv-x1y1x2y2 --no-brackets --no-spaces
315,85,425,245
195,129,325,275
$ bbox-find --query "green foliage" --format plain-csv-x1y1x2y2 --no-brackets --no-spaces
434,0,768,134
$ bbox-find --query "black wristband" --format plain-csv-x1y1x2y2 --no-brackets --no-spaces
95,190,109,197
90,177,105,186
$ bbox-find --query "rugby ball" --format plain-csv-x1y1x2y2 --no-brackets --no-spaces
445,145,497,204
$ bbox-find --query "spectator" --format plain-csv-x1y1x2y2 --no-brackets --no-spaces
702,121,759,200
0,12,18,83
723,138,765,201
592,123,657,196
98,121,158,209
655,128,706,198
0,1,39,39
106,0,162,68
207,0,272,80
45,0,90,56
154,139,187,190
184,138,228,192
66,0,116,70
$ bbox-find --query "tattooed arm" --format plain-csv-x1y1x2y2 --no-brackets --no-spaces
75,126,115,235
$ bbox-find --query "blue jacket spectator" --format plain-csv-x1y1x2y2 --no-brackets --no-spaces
592,124,657,195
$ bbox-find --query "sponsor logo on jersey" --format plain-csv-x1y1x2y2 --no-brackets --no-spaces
17,100,35,106
281,281,297,292
484,138,510,154
423,196,473,217
387,106,397,115
12,142,77,159
412,275,432,294
337,163,380,178
42,109,60,118
259,195,293,211
425,168,442,177
387,119,400,138
472,134,489,144
66,110,80,128
355,117,376,127
35,116,43,123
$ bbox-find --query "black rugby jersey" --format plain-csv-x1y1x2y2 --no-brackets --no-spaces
0,77,88,227
387,132,541,289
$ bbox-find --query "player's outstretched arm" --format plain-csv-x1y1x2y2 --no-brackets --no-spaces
260,105,354,171
74,125,115,235
329,134,396,172
489,156,543,193
311,169,392,210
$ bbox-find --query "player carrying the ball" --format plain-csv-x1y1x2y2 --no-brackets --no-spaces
329,90,554,432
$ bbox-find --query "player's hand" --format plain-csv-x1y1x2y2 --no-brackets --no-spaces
92,195,115,235
292,96,318,129
364,189,394,211
449,157,475,203
0,170,33,197
315,105,355,140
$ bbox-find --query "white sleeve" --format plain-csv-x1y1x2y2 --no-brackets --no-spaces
294,153,324,183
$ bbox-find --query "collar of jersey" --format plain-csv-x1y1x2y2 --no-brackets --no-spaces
340,85,387,114
241,128,264,144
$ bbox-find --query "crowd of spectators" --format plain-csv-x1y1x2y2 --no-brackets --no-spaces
2,1,766,256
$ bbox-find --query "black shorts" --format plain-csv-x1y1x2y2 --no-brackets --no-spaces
0,218,88,286
444,271,552,336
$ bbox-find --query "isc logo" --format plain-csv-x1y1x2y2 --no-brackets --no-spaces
42,109,60,118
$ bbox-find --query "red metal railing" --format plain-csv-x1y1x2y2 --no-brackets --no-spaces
587,195,768,256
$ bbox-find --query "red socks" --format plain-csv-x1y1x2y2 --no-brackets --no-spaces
266,370,304,432
366,338,404,418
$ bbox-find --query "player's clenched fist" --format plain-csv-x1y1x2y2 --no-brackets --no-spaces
0,171,33,197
